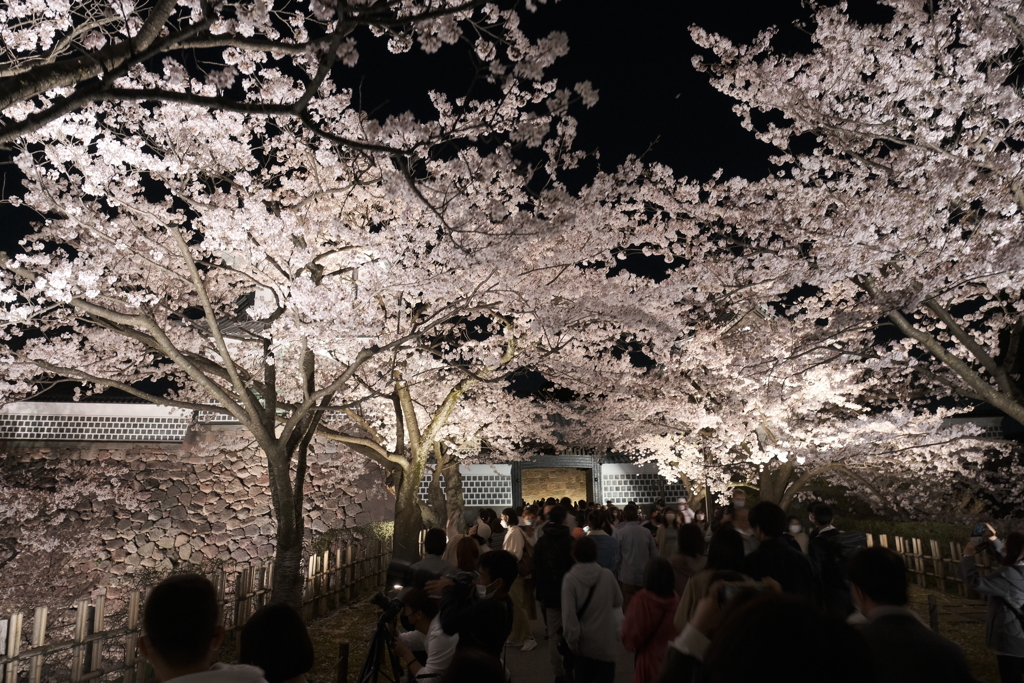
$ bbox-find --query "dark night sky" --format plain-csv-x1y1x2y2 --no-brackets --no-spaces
0,0,820,252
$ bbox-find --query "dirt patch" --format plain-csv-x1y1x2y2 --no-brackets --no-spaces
907,585,998,683
307,598,384,683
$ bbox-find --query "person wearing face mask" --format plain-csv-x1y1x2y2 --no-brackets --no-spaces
427,550,518,662
393,588,459,682
519,506,540,621
501,508,538,652
678,500,695,525
657,511,681,558
784,516,809,554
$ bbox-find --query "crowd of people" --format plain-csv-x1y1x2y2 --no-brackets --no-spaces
137,492,1024,683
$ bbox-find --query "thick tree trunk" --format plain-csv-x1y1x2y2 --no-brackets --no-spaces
440,456,466,534
392,456,427,563
425,455,447,528
265,445,306,608
758,460,795,507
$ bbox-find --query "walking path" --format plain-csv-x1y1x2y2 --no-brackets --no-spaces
502,614,634,683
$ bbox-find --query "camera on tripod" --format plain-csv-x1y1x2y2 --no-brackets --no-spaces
384,559,477,596
370,591,404,624
359,563,476,683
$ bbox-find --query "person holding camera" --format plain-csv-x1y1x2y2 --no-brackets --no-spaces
427,549,518,663
959,531,1024,683
393,588,459,682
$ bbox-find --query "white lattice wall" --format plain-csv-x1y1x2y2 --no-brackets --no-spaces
600,463,689,506
417,463,512,508
0,402,191,442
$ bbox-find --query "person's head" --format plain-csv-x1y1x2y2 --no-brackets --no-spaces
560,497,573,510
587,509,607,531
677,523,705,558
811,503,833,527
643,556,675,598
622,506,639,522
476,549,518,598
572,536,598,564
455,535,481,572
239,603,314,683
141,574,222,679
400,587,440,631
472,519,491,543
704,594,872,683
663,509,679,527
578,499,587,510
706,526,746,572
748,501,786,540
847,547,907,613
423,528,448,557
478,508,496,524
501,507,519,528
547,504,567,526
1002,531,1024,567
787,516,803,535
731,488,747,508
522,505,539,526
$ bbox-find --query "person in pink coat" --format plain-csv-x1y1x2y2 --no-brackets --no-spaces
619,556,680,683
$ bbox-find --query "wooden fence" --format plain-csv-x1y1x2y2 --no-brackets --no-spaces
0,537,391,683
865,532,997,598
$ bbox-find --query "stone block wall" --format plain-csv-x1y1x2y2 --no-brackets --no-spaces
0,425,393,612
521,467,588,504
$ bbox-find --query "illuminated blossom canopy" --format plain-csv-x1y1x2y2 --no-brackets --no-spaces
2,0,1022,603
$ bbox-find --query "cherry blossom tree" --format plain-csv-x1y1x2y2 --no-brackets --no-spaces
0,0,509,145
680,0,1024,430
564,321,1015,516
0,15,677,602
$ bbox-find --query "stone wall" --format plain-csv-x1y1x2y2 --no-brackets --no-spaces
521,467,588,504
0,425,393,611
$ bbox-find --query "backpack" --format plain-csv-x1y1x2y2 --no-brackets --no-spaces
518,536,535,577
829,531,868,561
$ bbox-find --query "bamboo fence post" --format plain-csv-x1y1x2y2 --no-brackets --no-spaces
930,540,946,593
26,607,47,683
4,611,23,683
345,546,354,602
124,590,141,683
71,600,89,682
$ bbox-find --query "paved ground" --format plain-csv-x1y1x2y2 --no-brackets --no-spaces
502,615,634,683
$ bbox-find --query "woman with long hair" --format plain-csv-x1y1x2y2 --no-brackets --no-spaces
656,509,681,557
674,526,747,630
669,523,707,596
959,531,1024,683
620,556,679,683
501,507,538,652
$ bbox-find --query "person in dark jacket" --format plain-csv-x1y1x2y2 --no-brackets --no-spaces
849,546,976,683
740,502,818,603
533,505,576,683
428,550,517,661
960,531,1024,683
807,503,854,618
587,509,621,576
